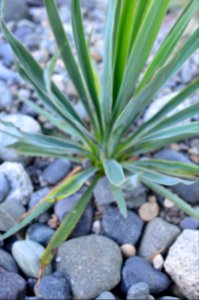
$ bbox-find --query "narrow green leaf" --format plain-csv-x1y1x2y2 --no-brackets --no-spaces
104,159,125,186
111,186,127,218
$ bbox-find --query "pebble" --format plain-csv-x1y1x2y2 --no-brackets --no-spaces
102,206,144,245
122,256,170,294
96,291,116,300
3,0,29,21
0,249,18,273
121,244,136,258
0,80,13,111
152,254,164,270
127,282,150,300
125,183,147,209
138,217,180,258
55,235,122,299
0,200,26,231
0,114,41,163
0,162,33,205
94,177,115,206
164,229,199,300
0,63,20,83
0,43,13,67
160,297,180,300
163,198,175,208
180,216,199,229
26,223,55,246
0,172,10,203
42,159,72,185
0,270,26,300
28,187,50,209
35,272,71,300
12,240,52,278
139,197,159,221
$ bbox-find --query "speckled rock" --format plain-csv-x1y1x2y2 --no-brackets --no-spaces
56,235,122,299
164,230,199,300
0,270,26,299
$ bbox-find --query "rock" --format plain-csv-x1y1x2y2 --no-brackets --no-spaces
163,198,175,208
1,0,29,21
0,249,18,273
0,162,33,205
56,235,122,299
0,271,26,300
12,240,52,278
121,244,136,258
35,272,71,300
138,218,180,258
0,201,26,232
125,183,147,209
122,256,170,294
26,223,55,246
0,81,13,111
0,43,13,66
42,159,72,185
164,229,199,300
94,177,115,206
96,291,116,300
154,150,199,204
138,197,159,221
180,216,199,230
0,114,41,163
0,63,20,83
160,297,180,300
0,172,10,203
102,206,144,245
29,187,50,209
152,254,164,270
127,282,150,300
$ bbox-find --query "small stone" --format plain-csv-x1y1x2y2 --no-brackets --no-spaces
92,220,101,235
0,63,20,83
138,218,180,258
0,44,14,66
42,159,72,185
26,223,55,246
96,291,116,300
12,240,52,278
56,235,122,299
160,297,180,300
94,177,115,206
125,183,147,209
29,187,50,209
0,271,26,300
122,256,170,294
35,272,71,300
164,229,199,300
121,244,136,258
180,216,199,230
0,172,10,203
102,206,144,245
3,0,29,21
139,198,159,222
0,162,33,205
0,249,18,273
164,198,175,208
152,254,164,270
127,282,150,300
0,80,13,110
0,201,26,232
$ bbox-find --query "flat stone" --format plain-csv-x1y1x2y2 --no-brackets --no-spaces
138,218,180,258
0,270,26,300
127,282,150,300
0,201,26,232
164,229,199,300
102,206,144,245
0,249,18,273
26,223,55,246
56,235,122,299
42,159,72,185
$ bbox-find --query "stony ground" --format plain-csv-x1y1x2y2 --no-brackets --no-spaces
0,1,199,300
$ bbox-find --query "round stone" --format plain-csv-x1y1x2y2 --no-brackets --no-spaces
121,244,136,258
139,199,159,222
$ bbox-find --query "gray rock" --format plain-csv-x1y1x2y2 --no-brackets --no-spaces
56,235,122,299
122,256,170,294
0,200,26,232
35,272,71,300
96,291,116,300
0,249,18,273
138,218,180,258
42,159,72,185
154,150,199,204
94,177,115,206
164,230,199,300
0,80,13,111
26,223,55,246
0,271,26,300
102,206,144,245
0,0,29,21
127,282,150,300
0,172,10,203
0,43,14,66
0,63,20,83
29,187,50,209
125,183,147,209
0,114,41,163
180,216,199,230
12,240,52,278
0,162,33,205
160,297,180,300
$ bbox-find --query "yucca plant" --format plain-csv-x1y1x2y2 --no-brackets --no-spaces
0,0,199,273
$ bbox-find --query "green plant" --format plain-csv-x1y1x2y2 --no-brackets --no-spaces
0,0,199,273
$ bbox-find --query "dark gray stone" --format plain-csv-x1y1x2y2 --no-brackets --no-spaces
0,172,10,203
127,282,150,300
42,159,72,185
35,272,71,300
0,249,18,273
0,271,26,299
102,206,144,245
26,223,55,246
180,216,199,230
122,256,170,294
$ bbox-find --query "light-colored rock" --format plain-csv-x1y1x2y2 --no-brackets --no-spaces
138,197,159,222
121,244,136,258
56,235,122,299
0,81,13,111
152,254,164,270
164,229,199,300
0,162,33,205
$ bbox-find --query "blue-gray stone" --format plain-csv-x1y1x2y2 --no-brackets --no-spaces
0,172,10,203
29,187,50,209
127,282,150,300
42,159,72,185
96,291,116,300
0,271,26,299
180,216,199,230
26,223,55,246
0,249,18,273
